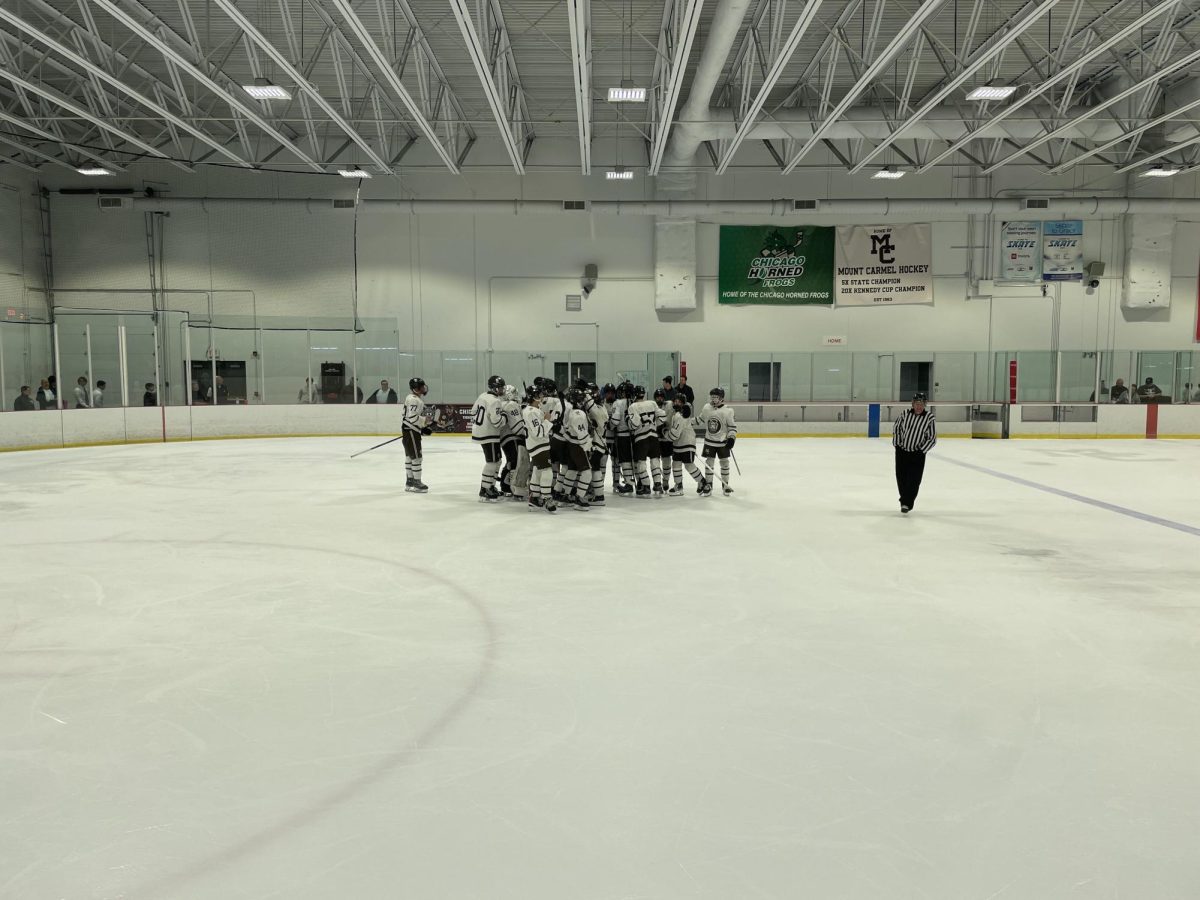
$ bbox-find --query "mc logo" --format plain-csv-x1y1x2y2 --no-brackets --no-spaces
870,232,896,264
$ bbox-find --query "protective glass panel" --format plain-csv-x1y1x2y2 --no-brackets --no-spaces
1015,351,1054,402
1136,351,1175,402
932,352,975,401
812,352,851,401
1057,352,1098,402
1,322,53,411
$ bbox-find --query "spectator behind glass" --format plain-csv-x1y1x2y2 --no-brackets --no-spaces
143,383,157,406
92,380,106,408
14,385,35,411
1137,377,1162,399
206,375,228,405
1109,378,1129,403
74,376,91,409
676,374,695,406
366,380,398,404
661,376,676,402
298,377,319,404
36,377,55,410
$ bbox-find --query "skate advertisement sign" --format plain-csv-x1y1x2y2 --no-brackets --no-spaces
718,225,834,304
1042,220,1084,281
999,221,1041,282
835,224,933,305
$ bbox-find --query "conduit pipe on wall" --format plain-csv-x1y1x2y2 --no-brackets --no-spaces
107,196,1200,218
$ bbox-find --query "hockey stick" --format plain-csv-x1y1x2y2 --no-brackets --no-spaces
350,435,402,459
731,450,742,476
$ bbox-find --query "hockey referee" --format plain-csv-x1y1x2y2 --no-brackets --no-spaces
892,392,936,514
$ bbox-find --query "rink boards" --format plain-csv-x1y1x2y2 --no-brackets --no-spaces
1,402,1198,452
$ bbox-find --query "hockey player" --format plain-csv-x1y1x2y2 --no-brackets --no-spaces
667,397,705,495
402,376,432,492
626,385,664,497
696,387,737,496
583,382,610,506
560,388,593,511
611,382,636,495
470,375,507,502
498,384,524,498
654,388,673,481
539,379,568,501
521,386,556,512
601,383,629,495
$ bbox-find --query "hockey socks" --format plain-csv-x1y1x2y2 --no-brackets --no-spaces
719,458,731,485
481,460,500,492
405,459,414,483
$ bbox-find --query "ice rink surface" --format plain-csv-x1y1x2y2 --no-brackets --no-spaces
3,435,1199,900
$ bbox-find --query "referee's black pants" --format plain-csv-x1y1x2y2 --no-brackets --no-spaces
894,448,926,509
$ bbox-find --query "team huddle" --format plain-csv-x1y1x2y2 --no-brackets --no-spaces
396,375,738,511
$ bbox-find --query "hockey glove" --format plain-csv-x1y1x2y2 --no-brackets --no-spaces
421,426,433,436
726,437,736,451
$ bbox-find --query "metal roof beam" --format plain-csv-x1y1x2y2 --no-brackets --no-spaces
448,0,530,173
210,0,391,173
850,0,1063,173
782,0,951,173
328,0,463,173
647,0,704,175
566,0,592,173
0,7,252,169
0,67,190,171
915,0,1175,173
87,0,325,172
715,0,824,174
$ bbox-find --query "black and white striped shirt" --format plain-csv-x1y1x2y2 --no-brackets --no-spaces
892,409,936,453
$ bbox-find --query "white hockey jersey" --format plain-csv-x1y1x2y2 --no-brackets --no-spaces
603,401,618,441
562,407,591,448
696,403,737,447
587,400,608,448
667,411,698,451
611,397,631,435
500,398,524,442
470,392,505,442
522,405,551,454
402,393,427,433
627,399,660,439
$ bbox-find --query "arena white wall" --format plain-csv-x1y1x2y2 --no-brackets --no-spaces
38,163,1200,394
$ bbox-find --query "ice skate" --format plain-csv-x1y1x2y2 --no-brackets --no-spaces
667,484,684,496
722,483,733,496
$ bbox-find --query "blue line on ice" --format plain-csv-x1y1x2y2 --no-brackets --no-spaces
939,455,1200,539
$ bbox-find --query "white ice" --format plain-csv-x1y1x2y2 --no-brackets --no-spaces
2,436,1199,900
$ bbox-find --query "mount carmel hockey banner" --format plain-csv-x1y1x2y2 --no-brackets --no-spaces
718,225,835,304
835,223,933,305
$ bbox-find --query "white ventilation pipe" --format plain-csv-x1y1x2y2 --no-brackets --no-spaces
658,0,754,192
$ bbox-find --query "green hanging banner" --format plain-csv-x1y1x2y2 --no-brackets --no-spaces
718,225,835,305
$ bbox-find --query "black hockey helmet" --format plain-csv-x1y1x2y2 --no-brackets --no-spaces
542,378,558,396
409,376,427,394
678,402,692,418
487,374,505,395
566,387,586,407
653,388,666,403
709,387,725,406
533,376,546,390
912,392,928,403
572,377,590,392
602,382,617,399
524,384,542,404
633,385,646,400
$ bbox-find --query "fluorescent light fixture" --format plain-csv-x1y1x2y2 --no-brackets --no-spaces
338,168,371,178
76,166,113,176
1138,165,1181,178
872,167,905,180
966,84,1018,101
606,169,634,180
607,86,646,102
243,78,291,100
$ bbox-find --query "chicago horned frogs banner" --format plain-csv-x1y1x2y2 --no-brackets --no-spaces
835,223,933,305
718,225,834,305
